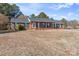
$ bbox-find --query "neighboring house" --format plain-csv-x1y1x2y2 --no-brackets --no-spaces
10,17,64,30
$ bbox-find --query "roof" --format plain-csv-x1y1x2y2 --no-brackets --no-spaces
10,17,63,24
17,15,28,19
29,18,54,22
10,18,29,23
29,18,63,24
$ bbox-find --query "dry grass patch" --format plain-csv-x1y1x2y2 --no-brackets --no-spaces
0,29,79,55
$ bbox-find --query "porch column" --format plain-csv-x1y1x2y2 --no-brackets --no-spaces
59,24,61,28
24,23,26,29
52,23,54,28
38,22,39,28
45,22,47,28
54,23,56,28
46,22,48,28
61,24,62,28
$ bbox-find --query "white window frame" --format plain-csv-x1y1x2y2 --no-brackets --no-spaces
32,22,36,28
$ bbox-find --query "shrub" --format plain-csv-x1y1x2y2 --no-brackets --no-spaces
18,24,25,30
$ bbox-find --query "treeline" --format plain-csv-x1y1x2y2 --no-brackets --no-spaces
30,12,49,18
61,18,79,29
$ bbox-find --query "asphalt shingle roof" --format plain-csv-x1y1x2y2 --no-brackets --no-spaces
29,18,54,22
10,18,29,23
10,18,63,24
29,18,63,24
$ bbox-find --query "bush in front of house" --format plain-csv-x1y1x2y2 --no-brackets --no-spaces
18,24,25,31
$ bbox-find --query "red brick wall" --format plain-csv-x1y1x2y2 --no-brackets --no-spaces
28,21,64,30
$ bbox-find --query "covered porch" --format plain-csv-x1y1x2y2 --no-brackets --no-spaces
29,21,63,29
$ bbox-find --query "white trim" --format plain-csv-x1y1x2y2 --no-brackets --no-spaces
28,18,31,22
32,22,36,28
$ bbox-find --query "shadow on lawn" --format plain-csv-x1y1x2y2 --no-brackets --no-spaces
0,30,14,34
0,30,25,34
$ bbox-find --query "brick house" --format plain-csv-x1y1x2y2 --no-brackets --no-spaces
10,17,64,30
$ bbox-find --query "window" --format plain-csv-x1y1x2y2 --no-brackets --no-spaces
32,22,36,28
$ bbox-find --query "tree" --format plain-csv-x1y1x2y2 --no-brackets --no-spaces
0,14,9,30
37,12,49,18
61,18,67,28
30,14,36,18
50,18,54,21
0,3,23,30
70,20,78,29
0,3,22,18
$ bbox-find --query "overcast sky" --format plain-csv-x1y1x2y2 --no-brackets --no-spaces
16,3,79,20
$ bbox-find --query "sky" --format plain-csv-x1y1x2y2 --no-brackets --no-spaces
16,3,79,20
